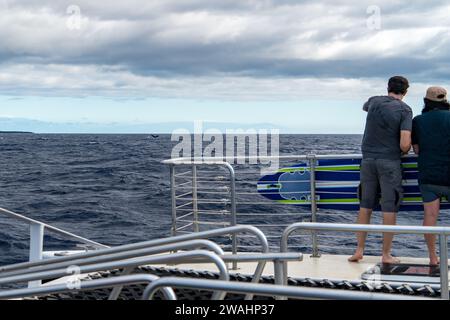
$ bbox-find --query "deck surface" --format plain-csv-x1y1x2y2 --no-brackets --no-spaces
154,254,445,282
43,253,449,289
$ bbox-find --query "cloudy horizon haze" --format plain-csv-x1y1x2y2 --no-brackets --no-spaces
1,0,449,133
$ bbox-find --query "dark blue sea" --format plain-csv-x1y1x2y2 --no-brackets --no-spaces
0,134,447,267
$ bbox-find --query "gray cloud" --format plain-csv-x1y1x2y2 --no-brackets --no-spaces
0,0,449,98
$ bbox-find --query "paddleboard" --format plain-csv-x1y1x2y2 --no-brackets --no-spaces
257,156,450,211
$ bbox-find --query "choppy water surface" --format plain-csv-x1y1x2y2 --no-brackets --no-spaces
0,134,446,266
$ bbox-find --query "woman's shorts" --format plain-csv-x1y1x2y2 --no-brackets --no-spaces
419,184,450,203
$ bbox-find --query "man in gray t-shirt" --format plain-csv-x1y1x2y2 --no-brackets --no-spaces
362,96,413,160
349,76,413,264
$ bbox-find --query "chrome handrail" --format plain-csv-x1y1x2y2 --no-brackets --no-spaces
2,273,432,301
0,250,229,300
163,154,343,259
163,153,418,163
0,225,270,299
0,239,223,302
0,239,224,278
280,222,450,300
165,160,238,268
141,277,430,300
0,207,108,287
0,207,107,250
0,225,269,301
0,243,302,300
0,274,176,300
0,226,266,274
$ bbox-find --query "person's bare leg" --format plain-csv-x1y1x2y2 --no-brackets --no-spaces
348,208,372,262
423,199,440,265
381,212,400,264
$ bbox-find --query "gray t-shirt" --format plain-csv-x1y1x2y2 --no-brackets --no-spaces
362,96,413,160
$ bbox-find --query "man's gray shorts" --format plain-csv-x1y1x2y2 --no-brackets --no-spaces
358,158,403,213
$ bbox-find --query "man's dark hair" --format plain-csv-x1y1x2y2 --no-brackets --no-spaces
388,76,409,95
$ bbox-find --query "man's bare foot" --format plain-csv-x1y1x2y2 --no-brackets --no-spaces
348,251,364,262
381,255,400,264
429,256,440,266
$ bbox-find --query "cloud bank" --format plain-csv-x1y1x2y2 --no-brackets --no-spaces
0,0,449,100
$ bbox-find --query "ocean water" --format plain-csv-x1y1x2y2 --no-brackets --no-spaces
0,133,447,267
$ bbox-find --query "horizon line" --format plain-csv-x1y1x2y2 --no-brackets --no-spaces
0,131,364,135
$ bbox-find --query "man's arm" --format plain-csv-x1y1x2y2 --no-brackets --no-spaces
400,130,412,154
413,144,419,155
400,107,413,154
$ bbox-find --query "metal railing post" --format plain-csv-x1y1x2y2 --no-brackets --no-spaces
226,163,238,270
273,259,285,300
108,266,134,300
439,235,449,299
192,164,199,233
29,223,44,288
308,155,320,258
170,164,177,236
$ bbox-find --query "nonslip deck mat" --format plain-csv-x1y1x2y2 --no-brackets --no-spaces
361,263,449,284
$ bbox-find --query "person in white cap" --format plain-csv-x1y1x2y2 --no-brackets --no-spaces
412,86,450,265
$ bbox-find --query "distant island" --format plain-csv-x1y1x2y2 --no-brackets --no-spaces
0,131,34,134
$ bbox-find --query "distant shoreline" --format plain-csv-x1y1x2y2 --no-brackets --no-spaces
0,132,363,135
0,131,34,134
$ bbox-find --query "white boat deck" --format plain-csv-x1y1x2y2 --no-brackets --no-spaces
154,254,447,283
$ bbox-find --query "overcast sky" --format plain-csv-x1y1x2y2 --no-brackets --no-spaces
0,0,449,133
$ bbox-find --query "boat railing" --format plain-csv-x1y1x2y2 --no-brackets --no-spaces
0,232,302,300
165,154,417,257
0,224,268,277
0,248,229,300
0,207,108,287
280,222,450,299
141,277,429,300
0,273,430,301
163,153,434,260
0,230,428,302
1,225,293,300
0,250,304,301
163,155,319,260
163,159,238,263
0,239,226,279
0,274,177,300
0,220,441,301
1,225,268,273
